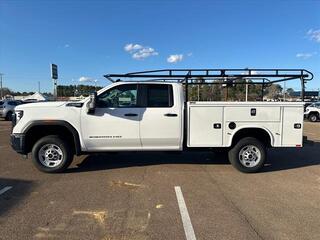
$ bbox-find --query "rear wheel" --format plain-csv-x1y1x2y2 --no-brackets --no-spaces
309,113,318,122
228,137,266,173
5,111,13,121
32,135,73,173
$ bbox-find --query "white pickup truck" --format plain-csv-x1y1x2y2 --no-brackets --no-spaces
10,69,311,173
304,102,320,122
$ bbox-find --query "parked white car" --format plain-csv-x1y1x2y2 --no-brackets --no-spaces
11,81,305,173
304,102,320,122
0,100,23,121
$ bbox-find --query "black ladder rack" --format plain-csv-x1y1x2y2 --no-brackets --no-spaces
104,68,313,101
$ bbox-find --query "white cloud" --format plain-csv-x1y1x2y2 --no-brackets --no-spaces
296,52,317,59
167,54,183,63
79,76,96,82
132,47,158,59
187,52,193,57
124,43,158,60
307,29,320,43
124,43,142,52
64,44,70,48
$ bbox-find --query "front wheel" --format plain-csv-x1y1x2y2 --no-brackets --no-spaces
228,137,266,173
309,114,318,122
32,135,73,173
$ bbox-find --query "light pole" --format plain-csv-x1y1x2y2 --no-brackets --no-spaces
93,79,98,91
71,79,77,97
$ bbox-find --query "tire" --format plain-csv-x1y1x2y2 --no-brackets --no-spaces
5,111,13,121
309,114,318,122
228,137,266,173
31,135,73,173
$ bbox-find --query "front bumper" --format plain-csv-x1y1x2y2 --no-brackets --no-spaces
10,133,27,154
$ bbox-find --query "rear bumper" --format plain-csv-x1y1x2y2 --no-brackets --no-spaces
10,133,27,154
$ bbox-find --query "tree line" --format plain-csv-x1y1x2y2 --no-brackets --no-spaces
0,85,101,98
57,85,103,97
0,87,53,97
187,79,293,101
2,82,294,100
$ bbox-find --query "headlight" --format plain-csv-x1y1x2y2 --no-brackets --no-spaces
15,110,24,123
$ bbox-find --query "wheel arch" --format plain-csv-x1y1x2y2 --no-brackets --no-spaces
24,120,81,155
309,111,319,117
229,126,273,148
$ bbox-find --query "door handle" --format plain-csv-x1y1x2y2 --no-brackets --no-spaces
124,113,138,117
164,113,178,117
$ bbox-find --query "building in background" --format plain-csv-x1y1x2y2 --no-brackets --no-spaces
14,92,52,102
290,91,320,102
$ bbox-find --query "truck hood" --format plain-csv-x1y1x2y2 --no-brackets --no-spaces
15,101,68,110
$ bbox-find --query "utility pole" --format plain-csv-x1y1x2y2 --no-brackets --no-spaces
0,73,3,100
94,80,98,91
38,81,41,93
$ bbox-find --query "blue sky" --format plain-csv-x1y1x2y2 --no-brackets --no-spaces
0,0,319,92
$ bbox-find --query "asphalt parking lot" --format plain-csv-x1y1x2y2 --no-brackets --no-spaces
0,120,319,240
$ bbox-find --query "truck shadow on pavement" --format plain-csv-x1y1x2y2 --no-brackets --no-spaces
261,141,320,172
66,141,320,173
67,151,229,173
0,178,34,216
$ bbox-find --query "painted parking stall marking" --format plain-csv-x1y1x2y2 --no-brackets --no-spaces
0,186,13,196
175,186,197,240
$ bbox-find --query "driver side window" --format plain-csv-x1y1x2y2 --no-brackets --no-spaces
97,84,138,108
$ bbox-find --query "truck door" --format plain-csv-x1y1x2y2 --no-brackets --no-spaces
139,84,182,150
81,84,142,151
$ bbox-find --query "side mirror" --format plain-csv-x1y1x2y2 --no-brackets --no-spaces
87,92,97,114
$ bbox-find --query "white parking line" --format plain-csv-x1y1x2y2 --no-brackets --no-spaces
175,186,197,240
0,186,13,196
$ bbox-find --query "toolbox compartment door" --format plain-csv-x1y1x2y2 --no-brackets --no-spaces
282,107,304,146
224,106,281,122
189,106,223,147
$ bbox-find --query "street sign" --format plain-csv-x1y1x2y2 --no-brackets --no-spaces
51,64,58,79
